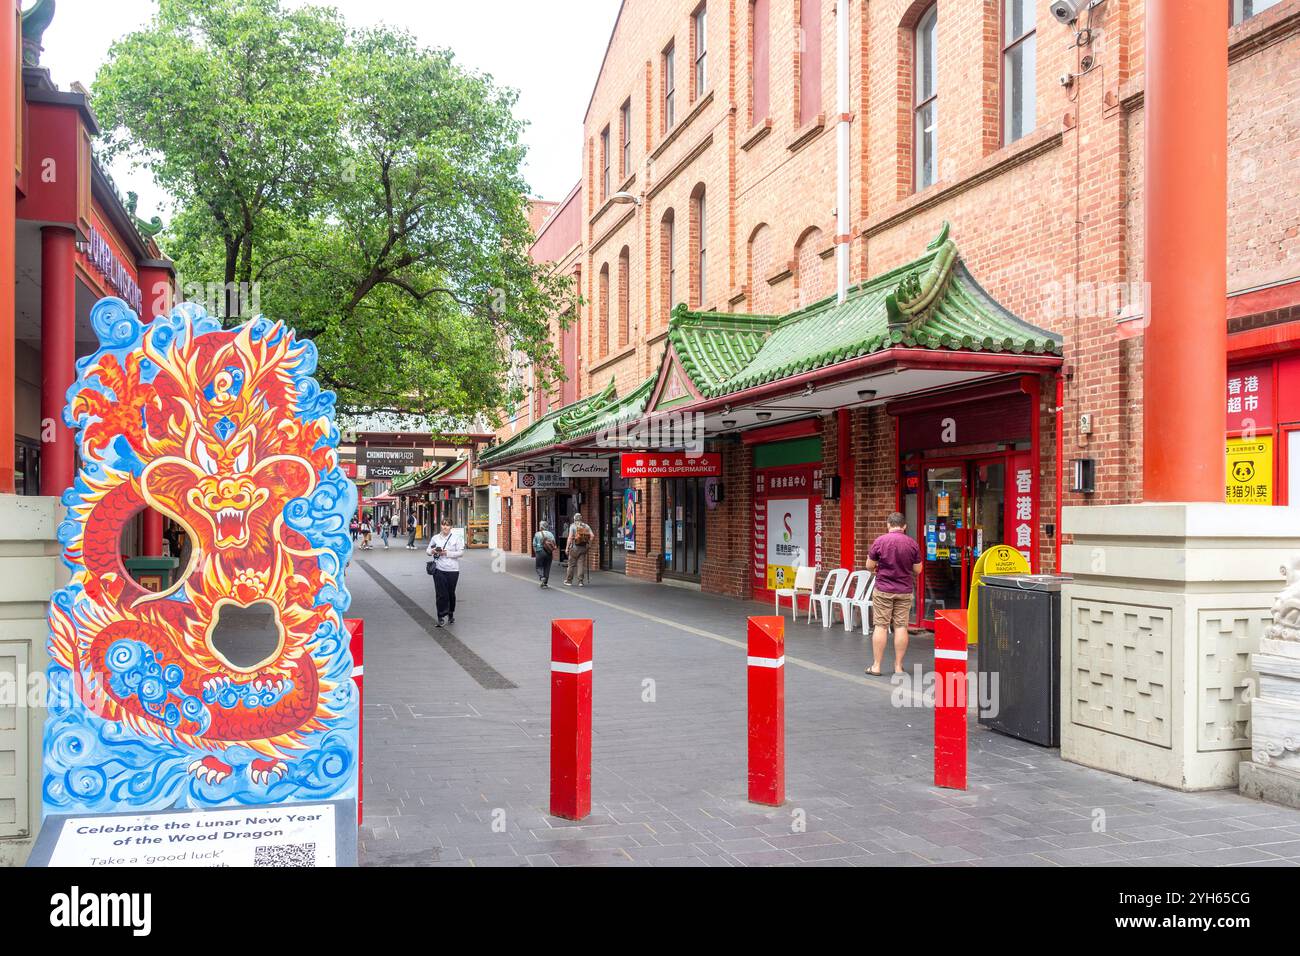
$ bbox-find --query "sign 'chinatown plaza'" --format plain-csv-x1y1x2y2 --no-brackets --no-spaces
2,0,1300,933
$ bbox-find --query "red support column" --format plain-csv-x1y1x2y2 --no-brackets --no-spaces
747,615,785,806
933,609,969,790
138,263,174,556
838,408,855,568
40,227,77,498
1143,0,1227,502
0,3,16,495
550,618,593,820
346,617,365,825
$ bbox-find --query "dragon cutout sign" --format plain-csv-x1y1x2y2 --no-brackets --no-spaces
44,298,359,814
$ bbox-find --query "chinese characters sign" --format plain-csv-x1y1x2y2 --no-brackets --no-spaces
1006,454,1035,569
1226,364,1273,434
620,453,721,478
1225,436,1273,505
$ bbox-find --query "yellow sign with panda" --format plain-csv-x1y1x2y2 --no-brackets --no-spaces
1225,437,1272,506
966,544,1030,646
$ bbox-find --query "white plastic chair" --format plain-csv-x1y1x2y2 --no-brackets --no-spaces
846,572,879,633
832,570,873,631
808,568,850,627
775,566,817,620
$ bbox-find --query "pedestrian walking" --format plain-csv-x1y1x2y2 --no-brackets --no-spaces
350,517,359,542
380,516,391,549
390,511,400,548
427,520,465,626
360,518,373,550
564,512,593,587
533,520,557,588
864,511,922,677
406,513,417,549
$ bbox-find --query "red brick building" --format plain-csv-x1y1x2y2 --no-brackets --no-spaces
485,0,1300,622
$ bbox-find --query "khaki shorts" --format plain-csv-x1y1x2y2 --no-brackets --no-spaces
872,589,914,629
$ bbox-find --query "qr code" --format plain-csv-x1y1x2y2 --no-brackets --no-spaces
254,842,317,867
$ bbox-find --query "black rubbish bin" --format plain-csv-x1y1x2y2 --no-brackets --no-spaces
976,573,1071,747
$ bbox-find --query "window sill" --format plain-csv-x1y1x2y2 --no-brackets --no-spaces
588,342,639,375
650,90,715,162
787,113,825,153
741,118,773,152
728,285,749,307
766,262,794,286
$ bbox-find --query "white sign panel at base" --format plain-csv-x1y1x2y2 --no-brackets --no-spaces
46,803,337,867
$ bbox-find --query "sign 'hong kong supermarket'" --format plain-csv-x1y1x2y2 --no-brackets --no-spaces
620,453,721,478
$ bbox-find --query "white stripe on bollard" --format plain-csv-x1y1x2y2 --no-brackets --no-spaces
747,655,785,668
551,660,593,674
934,648,968,661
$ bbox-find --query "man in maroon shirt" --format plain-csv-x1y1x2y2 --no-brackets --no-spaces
865,512,922,676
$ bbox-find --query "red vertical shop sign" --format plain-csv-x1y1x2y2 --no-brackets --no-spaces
1007,452,1037,572
752,462,823,602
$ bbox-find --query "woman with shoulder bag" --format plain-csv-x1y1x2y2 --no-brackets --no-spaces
533,520,557,589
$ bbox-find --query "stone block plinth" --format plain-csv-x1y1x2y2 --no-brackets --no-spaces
1060,503,1300,791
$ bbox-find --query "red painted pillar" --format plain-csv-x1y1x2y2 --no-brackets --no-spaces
747,615,785,805
838,408,855,567
346,617,365,825
933,610,968,790
550,618,593,820
1143,0,1227,502
0,2,16,495
138,263,173,556
40,227,77,498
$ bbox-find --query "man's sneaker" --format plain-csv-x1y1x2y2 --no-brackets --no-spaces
564,581,572,587
434,619,444,628
447,615,455,624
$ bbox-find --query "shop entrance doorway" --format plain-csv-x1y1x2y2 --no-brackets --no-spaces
662,477,707,580
908,454,1011,625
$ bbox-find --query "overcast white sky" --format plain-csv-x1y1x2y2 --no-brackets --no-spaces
38,0,621,221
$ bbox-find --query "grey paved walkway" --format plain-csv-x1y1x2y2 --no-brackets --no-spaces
349,546,1300,867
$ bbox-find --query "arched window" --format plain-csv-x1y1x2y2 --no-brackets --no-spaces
598,263,610,358
618,247,631,347
661,210,677,325
796,227,829,309
690,184,707,308
914,5,938,190
747,223,772,314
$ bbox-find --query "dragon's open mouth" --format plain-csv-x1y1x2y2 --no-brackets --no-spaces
214,506,248,545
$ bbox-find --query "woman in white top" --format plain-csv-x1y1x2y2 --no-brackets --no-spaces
426,520,465,625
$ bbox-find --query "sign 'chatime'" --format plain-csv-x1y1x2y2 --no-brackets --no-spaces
560,459,610,477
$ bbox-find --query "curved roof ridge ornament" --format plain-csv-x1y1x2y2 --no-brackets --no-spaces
554,375,618,437
887,222,958,332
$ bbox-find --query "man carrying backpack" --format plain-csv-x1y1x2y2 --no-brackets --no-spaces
533,520,557,589
564,512,594,587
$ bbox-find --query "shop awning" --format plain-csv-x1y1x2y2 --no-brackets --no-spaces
479,223,1062,470
390,456,472,494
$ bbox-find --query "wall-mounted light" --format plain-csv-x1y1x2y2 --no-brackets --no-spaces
756,411,772,421
721,419,736,428
857,389,877,401
609,191,641,207
803,383,816,397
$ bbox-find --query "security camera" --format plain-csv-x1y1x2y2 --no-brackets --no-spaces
1049,0,1082,23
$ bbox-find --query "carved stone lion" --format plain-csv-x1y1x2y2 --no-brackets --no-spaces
1266,554,1300,642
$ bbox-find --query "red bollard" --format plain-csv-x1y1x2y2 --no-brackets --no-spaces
747,615,785,806
550,619,593,820
933,610,968,790
345,617,365,823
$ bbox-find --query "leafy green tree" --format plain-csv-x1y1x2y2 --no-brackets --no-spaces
93,0,571,421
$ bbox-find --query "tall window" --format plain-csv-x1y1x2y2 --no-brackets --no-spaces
1003,0,1036,144
600,125,611,199
620,100,632,177
618,248,631,347
662,211,677,320
691,186,707,307
1232,0,1280,24
694,5,708,99
598,263,610,357
799,0,822,126
750,0,770,124
663,43,677,130
914,6,938,190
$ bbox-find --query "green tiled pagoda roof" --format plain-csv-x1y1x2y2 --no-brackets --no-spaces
673,223,1062,398
478,376,656,468
389,457,466,492
667,310,782,394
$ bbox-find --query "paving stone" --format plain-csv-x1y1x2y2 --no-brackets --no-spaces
350,548,1300,867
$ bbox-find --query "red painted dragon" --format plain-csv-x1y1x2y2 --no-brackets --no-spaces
48,307,354,798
